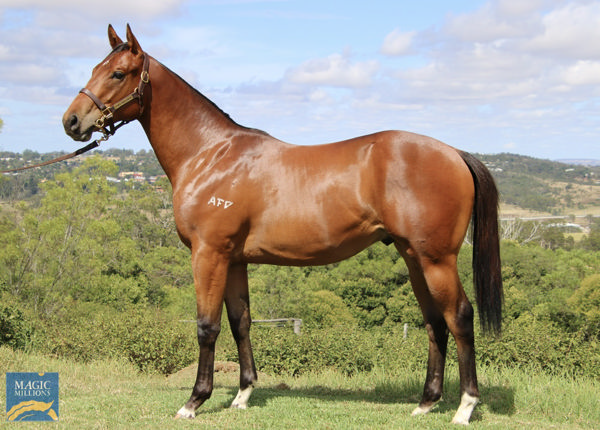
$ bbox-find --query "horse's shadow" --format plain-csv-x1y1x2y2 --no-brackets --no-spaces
205,379,515,420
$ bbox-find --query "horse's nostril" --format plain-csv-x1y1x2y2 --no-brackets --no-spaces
66,114,81,133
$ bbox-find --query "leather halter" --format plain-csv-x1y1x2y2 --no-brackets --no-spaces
79,52,150,138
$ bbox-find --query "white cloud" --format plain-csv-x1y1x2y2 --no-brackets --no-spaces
308,89,333,103
0,1,190,109
494,0,549,17
380,29,416,56
0,0,186,19
285,53,379,88
0,63,65,86
385,1,600,106
563,61,600,86
445,1,543,43
525,2,600,59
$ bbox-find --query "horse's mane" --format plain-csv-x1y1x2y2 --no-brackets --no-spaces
163,65,271,137
162,62,270,137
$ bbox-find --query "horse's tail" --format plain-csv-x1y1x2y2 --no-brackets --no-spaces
459,151,503,335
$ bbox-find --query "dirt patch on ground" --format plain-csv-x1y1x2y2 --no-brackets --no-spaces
214,361,240,373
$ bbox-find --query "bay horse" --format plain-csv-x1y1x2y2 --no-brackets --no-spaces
62,25,502,425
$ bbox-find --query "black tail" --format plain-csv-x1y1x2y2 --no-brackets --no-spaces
459,151,503,335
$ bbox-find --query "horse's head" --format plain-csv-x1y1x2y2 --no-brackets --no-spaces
62,24,149,142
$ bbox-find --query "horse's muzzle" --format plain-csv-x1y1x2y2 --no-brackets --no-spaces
62,112,93,142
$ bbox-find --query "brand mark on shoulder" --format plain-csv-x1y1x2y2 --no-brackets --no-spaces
208,196,233,209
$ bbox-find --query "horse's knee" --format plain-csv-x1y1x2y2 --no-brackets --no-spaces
197,319,221,345
425,315,448,337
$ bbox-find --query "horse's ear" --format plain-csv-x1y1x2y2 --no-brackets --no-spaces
108,24,123,49
126,24,143,55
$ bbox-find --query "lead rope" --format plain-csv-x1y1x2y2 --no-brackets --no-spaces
0,136,106,174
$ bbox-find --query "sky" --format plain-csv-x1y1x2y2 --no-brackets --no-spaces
0,0,599,160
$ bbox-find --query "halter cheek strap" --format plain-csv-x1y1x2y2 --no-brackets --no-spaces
79,53,150,138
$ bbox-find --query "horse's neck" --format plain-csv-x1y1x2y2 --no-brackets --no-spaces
139,59,243,184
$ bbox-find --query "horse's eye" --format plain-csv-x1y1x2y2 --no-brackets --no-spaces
111,71,125,80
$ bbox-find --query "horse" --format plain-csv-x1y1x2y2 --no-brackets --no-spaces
62,25,502,425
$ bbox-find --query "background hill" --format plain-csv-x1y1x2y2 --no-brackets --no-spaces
476,153,599,216
557,159,600,167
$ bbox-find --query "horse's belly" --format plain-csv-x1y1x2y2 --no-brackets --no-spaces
242,219,386,266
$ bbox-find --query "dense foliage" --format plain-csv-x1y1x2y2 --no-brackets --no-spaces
0,156,599,379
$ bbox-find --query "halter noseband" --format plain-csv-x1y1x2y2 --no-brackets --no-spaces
79,52,150,139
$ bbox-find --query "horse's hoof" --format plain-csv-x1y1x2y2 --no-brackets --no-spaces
411,405,429,416
411,400,438,416
174,406,195,419
451,393,479,425
230,385,253,410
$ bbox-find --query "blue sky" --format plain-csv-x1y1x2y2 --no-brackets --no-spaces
1,0,599,160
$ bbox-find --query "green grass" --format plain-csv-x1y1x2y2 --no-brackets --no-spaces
1,346,599,429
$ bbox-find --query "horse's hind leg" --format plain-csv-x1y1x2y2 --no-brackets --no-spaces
425,259,479,424
401,253,450,416
444,283,479,425
225,263,257,409
401,249,480,424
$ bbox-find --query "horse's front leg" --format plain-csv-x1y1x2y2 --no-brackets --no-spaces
175,246,229,419
225,263,257,409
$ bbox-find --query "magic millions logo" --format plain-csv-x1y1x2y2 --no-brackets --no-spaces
5,373,59,422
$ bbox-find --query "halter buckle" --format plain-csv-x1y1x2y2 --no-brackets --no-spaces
101,106,114,120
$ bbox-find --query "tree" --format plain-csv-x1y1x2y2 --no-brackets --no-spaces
579,219,600,251
248,265,307,320
568,274,600,337
324,243,409,328
0,156,186,315
501,218,542,244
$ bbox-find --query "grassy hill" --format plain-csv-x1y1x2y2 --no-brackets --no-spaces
478,153,600,216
